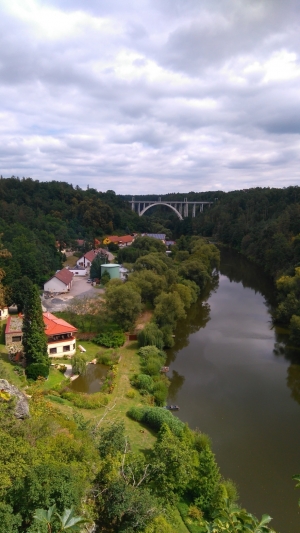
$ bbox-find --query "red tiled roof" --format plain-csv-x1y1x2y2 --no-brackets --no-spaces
6,313,77,338
54,268,73,285
43,312,77,336
106,235,134,244
84,249,108,262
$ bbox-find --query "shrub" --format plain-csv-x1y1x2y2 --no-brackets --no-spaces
97,350,120,365
153,381,169,406
93,331,126,348
127,406,185,436
131,373,154,393
142,357,163,376
25,363,49,381
126,389,136,399
61,391,109,409
138,345,165,360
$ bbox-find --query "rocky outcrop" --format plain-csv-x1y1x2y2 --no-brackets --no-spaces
0,379,30,418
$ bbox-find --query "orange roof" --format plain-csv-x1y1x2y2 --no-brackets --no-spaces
106,235,134,244
54,268,73,285
43,312,77,336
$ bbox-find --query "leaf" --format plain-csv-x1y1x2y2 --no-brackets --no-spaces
33,504,56,524
57,507,89,531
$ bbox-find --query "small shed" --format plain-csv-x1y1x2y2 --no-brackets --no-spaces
101,264,120,280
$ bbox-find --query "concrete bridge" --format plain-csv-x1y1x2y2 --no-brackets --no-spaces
129,197,213,220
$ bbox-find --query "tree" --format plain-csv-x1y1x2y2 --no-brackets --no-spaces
179,259,210,289
9,275,33,312
150,423,196,500
90,253,107,280
190,445,222,519
153,292,186,329
130,270,167,305
137,323,164,349
71,354,87,375
22,284,48,366
105,283,142,330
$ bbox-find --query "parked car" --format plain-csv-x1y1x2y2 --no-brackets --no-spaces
87,279,92,283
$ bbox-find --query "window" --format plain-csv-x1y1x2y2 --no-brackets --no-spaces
63,345,70,352
50,347,57,354
12,336,22,342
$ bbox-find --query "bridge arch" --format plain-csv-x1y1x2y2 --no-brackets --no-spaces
139,202,183,220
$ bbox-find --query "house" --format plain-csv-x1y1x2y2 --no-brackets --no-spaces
5,312,78,357
44,268,74,293
0,307,8,321
104,235,134,247
77,249,108,268
67,266,87,276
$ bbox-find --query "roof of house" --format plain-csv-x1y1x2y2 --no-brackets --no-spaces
5,315,23,334
54,268,73,285
84,249,108,262
6,313,77,337
142,233,166,240
43,312,77,336
106,235,134,244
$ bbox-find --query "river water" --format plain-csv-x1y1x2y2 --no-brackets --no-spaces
167,249,300,533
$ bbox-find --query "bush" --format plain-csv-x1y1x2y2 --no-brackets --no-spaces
137,323,164,349
138,345,166,360
97,349,120,365
127,406,185,436
61,391,109,409
143,357,162,376
25,363,49,380
93,331,126,348
131,373,154,393
126,389,136,399
153,381,169,406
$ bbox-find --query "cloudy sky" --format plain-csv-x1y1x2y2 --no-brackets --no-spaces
1,0,300,194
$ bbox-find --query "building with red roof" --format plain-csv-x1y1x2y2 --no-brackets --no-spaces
5,312,78,357
44,268,74,293
77,248,108,268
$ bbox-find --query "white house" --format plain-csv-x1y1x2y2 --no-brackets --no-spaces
0,307,8,321
77,249,109,269
44,268,74,293
5,312,78,357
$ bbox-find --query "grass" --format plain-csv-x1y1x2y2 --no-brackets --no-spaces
63,254,78,268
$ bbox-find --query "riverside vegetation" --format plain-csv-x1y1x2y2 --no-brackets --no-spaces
0,177,300,531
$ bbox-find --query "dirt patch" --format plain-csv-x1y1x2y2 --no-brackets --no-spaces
135,310,153,331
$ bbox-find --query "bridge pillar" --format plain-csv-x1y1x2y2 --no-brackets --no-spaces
192,204,196,217
138,203,141,215
200,203,203,213
184,203,189,217
179,204,183,216
131,196,135,211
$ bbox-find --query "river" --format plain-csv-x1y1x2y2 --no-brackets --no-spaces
167,249,300,533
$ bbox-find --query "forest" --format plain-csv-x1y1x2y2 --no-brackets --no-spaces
1,177,300,532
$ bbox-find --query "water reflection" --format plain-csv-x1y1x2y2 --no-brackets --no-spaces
69,363,108,393
166,247,300,533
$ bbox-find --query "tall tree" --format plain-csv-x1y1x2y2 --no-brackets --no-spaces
22,284,48,366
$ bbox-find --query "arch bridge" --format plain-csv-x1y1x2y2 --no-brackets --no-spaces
129,197,213,220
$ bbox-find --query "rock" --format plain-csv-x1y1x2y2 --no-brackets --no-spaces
0,379,30,419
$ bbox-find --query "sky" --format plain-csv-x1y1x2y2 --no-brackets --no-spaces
1,0,300,195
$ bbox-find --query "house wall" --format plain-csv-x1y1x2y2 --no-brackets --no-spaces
47,339,76,357
5,332,23,345
0,308,8,320
44,277,68,293
69,269,86,276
